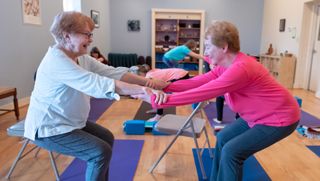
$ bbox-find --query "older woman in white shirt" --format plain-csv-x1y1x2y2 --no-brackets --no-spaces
24,11,167,181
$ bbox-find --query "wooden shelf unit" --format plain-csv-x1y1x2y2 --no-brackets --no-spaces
151,9,205,74
259,55,296,88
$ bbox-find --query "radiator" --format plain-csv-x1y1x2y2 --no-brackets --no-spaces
108,53,138,67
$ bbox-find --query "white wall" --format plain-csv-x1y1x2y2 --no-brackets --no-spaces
110,0,264,57
82,0,111,57
260,0,316,90
0,0,111,106
0,0,62,105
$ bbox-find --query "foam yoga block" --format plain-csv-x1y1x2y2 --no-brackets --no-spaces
123,120,168,135
192,102,200,110
123,120,145,135
294,96,302,107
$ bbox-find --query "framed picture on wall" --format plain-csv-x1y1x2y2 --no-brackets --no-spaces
22,0,41,25
279,19,286,32
91,10,100,28
127,20,140,32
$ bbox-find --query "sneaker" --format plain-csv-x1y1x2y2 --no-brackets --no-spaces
146,109,157,114
213,118,222,124
213,125,225,134
147,114,162,122
214,125,225,130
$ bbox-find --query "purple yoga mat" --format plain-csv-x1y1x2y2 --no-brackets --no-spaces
204,102,320,128
203,102,237,128
60,139,144,181
300,111,320,127
60,98,143,180
88,98,113,122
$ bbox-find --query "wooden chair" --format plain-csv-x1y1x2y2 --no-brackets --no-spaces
0,87,19,120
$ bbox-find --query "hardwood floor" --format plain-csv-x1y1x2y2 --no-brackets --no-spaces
0,89,319,181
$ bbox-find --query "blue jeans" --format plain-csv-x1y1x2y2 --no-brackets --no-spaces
34,121,114,181
210,118,299,181
162,56,179,68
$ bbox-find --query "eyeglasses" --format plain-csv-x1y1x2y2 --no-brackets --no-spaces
78,32,93,39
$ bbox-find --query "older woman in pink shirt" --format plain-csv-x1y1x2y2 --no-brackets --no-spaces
135,21,300,181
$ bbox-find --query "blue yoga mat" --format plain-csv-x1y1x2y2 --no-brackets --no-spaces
88,98,113,122
307,146,320,157
204,102,320,128
192,148,271,181
60,139,144,181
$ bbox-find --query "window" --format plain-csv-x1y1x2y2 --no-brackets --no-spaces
63,0,81,12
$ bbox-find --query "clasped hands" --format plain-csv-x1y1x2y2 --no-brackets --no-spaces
132,87,167,105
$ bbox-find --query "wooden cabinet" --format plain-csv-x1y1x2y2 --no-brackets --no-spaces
259,55,296,88
151,9,205,75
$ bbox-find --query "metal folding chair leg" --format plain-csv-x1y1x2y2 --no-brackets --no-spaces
190,115,207,180
148,127,182,173
49,151,60,181
149,102,212,180
34,147,41,157
5,139,60,181
6,139,30,179
203,128,214,158
149,104,202,173
192,131,207,180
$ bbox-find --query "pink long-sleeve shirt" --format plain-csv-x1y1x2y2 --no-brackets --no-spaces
151,52,300,127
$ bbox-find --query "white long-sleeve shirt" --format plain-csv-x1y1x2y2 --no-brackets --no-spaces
24,47,128,140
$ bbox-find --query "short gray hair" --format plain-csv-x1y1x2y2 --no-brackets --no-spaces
50,11,94,45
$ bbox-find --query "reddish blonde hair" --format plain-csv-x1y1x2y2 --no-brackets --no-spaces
205,21,240,53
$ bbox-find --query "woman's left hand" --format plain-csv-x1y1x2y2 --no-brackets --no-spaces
131,87,167,105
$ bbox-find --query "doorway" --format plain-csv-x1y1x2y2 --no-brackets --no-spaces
300,0,320,98
307,5,320,92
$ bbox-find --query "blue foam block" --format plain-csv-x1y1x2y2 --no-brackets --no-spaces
192,102,200,110
123,120,145,135
294,96,302,107
145,121,155,132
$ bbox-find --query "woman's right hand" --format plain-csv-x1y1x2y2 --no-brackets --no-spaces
131,87,167,105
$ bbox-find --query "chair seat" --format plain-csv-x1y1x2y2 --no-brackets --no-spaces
155,114,205,137
7,119,25,137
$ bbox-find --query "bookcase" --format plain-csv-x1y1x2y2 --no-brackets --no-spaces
151,9,205,75
259,55,296,88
